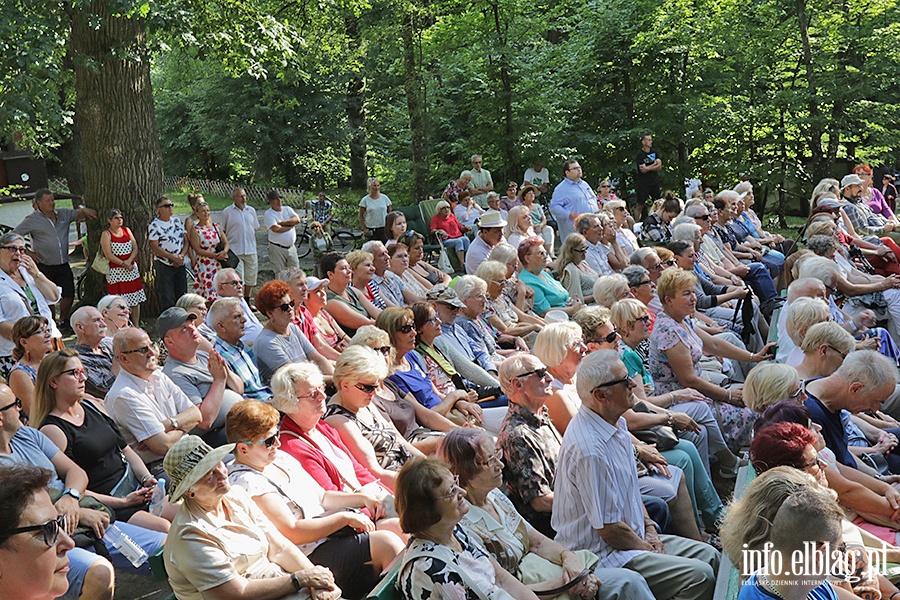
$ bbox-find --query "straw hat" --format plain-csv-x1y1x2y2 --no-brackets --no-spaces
163,435,235,502
478,210,507,229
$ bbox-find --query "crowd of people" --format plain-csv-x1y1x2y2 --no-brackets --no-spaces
5,149,900,600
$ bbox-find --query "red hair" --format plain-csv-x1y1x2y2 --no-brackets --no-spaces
517,236,545,265
853,164,873,177
750,422,816,473
255,280,292,316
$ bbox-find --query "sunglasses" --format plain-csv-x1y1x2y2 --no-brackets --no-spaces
159,203,174,209
635,315,651,324
788,381,806,399
278,301,296,312
398,323,416,333
576,247,588,253
121,343,157,356
373,346,392,356
596,330,619,344
355,383,379,394
516,367,548,380
0,397,22,412
694,214,711,221
2,515,66,547
664,259,677,267
242,434,278,448
592,376,632,391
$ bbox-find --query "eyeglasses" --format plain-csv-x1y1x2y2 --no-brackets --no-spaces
60,368,87,380
439,475,464,500
242,434,278,448
788,382,806,399
516,367,548,380
800,455,827,471
121,342,157,356
373,346,392,356
694,214,711,221
0,397,22,412
635,315,651,324
355,383,379,394
222,280,243,287
826,345,847,360
636,280,652,287
425,316,441,325
159,204,174,209
477,449,504,468
1,245,27,253
278,301,296,312
2,515,66,547
398,323,416,334
297,386,326,402
592,376,632,391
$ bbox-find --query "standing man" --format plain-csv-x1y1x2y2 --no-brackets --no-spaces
308,192,334,232
523,160,550,197
635,134,662,222
467,154,494,208
148,195,188,311
264,189,300,274
219,187,260,305
14,188,97,328
550,159,599,243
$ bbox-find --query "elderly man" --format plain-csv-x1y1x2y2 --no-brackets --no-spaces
14,188,97,327
159,307,243,446
71,306,116,398
805,350,899,468
464,210,507,275
209,297,272,401
550,159,599,242
219,187,260,304
553,350,719,600
429,285,496,375
467,154,494,208
576,213,613,276
264,189,301,273
106,328,201,471
361,240,424,306
208,268,262,345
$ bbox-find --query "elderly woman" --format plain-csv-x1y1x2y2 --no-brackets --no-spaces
533,323,588,434
605,199,639,255
444,171,473,205
305,276,351,356
518,236,582,317
271,362,395,507
279,268,344,361
487,243,532,314
8,316,52,417
407,232,451,288
650,268,774,458
395,457,540,600
520,185,554,258
162,435,341,600
794,321,857,383
324,346,423,487
592,274,633,309
321,252,379,338
176,293,216,349
253,280,334,385
505,206,535,250
556,234,599,304
97,294,131,342
456,275,525,363
438,429,601,600
0,232,61,378
475,261,543,343
430,200,471,268
359,177,392,241
349,325,455,454
782,296,833,366
348,249,387,309
31,349,171,531
743,363,805,414
0,465,76,600
225,400,405,600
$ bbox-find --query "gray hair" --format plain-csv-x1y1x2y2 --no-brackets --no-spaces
486,192,500,202
176,293,208,310
208,297,242,328
470,154,483,163
593,274,630,309
801,322,855,356
488,244,517,264
270,362,325,413
575,213,599,235
361,240,385,255
786,278,826,303
278,268,306,284
498,353,545,398
575,349,621,404
214,268,239,288
0,232,25,247
630,247,658,267
534,322,582,368
671,223,701,243
806,235,837,257
670,215,694,228
717,190,740,202
785,297,830,346
793,255,838,286
835,350,898,393
734,181,753,196
455,275,487,302
459,170,474,181
350,325,390,348
97,294,127,312
684,203,707,218
333,345,388,387
622,265,650,288
70,306,101,328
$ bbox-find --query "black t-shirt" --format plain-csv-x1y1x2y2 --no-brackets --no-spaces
636,148,661,185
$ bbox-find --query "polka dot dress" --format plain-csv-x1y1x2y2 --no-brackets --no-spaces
106,229,146,306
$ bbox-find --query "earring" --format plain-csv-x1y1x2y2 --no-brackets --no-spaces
188,492,195,498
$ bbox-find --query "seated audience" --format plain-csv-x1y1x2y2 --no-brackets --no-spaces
455,275,525,362
388,243,428,299
98,294,132,342
556,234,599,304
279,268,344,361
640,195,680,244
533,322,589,434
406,231,451,288
575,213,613,276
592,273,632,309
742,362,805,414
465,211,507,275
476,260,543,344
8,315,52,417
518,236,581,317
71,306,117,399
208,269,263,345
305,275,352,357
430,200,471,269
210,297,272,401
505,205,534,250
175,293,217,349
321,252,379,337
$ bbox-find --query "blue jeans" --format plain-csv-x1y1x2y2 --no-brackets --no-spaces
155,261,187,311
744,261,778,301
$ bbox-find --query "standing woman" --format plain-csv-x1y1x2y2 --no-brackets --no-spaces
8,316,52,418
520,184,554,259
359,178,392,241
99,209,146,327
188,201,229,301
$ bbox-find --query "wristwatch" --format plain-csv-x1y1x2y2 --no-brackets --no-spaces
62,488,82,501
170,417,180,431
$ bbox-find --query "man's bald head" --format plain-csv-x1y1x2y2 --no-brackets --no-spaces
787,277,827,303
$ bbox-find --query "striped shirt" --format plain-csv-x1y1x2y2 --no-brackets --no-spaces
552,407,647,568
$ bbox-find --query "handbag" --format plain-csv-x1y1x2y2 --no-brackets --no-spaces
631,402,679,451
437,245,453,273
49,488,116,558
91,251,110,275
213,224,240,269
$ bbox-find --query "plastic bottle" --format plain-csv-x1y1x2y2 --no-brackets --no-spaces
149,480,166,517
105,523,148,567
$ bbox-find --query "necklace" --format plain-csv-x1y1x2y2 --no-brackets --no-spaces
759,571,811,600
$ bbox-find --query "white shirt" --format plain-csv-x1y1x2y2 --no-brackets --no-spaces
524,166,550,189
585,241,613,276
220,204,259,255
265,206,298,246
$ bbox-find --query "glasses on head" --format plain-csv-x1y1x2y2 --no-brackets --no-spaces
278,300,296,312
121,342,157,356
827,345,847,359
1,245,27,253
223,280,243,287
516,367,548,380
297,386,326,402
373,346,392,356
477,449,504,468
0,397,22,413
60,367,87,380
242,434,278,448
398,323,416,334
355,382,379,394
592,376,632,391
440,475,464,500
2,515,66,547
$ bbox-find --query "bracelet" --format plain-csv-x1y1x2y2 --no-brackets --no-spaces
665,410,674,427
290,573,302,592
667,392,673,407
140,473,153,484
725,389,732,403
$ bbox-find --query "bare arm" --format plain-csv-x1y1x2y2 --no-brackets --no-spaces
143,405,203,456
324,415,399,490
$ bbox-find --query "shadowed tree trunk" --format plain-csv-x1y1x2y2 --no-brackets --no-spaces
69,1,164,319
345,14,368,189
402,10,429,202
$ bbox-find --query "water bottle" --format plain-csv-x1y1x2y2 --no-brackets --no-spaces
105,523,148,567
149,480,166,517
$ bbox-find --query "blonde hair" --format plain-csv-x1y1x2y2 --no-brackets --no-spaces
350,325,390,348
534,322,582,368
657,268,696,305
785,297,830,346
610,298,649,331
505,206,532,238
604,199,626,212
593,274,630,309
475,260,507,284
176,293,208,310
800,321,856,356
346,250,375,271
270,362,325,414
743,363,801,413
556,234,588,275
805,220,837,238
333,345,388,387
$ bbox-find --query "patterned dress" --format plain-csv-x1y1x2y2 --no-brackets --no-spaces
192,224,220,301
106,229,146,306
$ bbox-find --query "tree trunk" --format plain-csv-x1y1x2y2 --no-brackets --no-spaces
345,14,368,190
489,0,515,184
401,11,429,201
796,0,827,182
69,1,164,320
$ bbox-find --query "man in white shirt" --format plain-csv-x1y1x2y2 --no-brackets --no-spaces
264,189,300,273
208,269,263,346
576,213,613,275
468,154,494,208
523,160,550,197
219,187,260,304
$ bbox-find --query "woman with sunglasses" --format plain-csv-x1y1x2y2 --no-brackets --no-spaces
253,281,335,386
324,346,423,489
438,429,602,600
31,349,172,531
0,232,61,380
99,208,145,327
9,316,53,418
188,200,229,301
226,400,405,600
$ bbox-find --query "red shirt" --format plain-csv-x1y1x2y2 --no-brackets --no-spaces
430,213,465,239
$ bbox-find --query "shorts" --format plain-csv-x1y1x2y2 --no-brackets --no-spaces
308,532,376,600
236,253,258,287
38,262,74,299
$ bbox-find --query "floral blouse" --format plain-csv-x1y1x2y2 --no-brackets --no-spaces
648,311,703,396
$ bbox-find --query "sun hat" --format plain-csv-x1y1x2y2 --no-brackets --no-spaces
478,210,507,229
425,284,466,308
518,184,539,200
163,435,235,502
306,276,329,291
840,174,864,189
